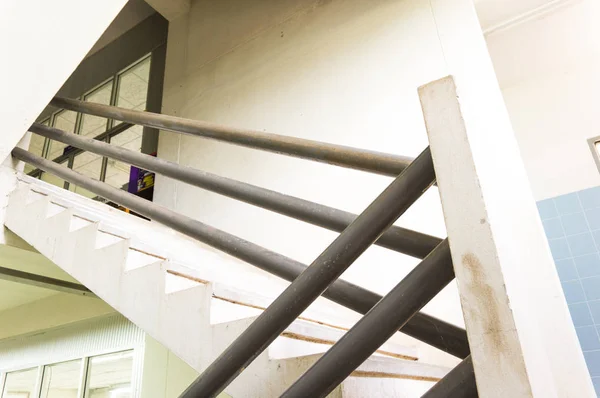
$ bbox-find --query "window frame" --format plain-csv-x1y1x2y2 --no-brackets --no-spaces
0,349,135,398
39,358,84,398
28,53,152,192
0,366,40,398
588,136,600,174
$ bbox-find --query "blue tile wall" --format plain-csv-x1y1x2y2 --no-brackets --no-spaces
538,186,600,396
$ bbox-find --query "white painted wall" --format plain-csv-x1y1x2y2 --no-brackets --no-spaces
154,0,502,364
0,0,127,164
140,336,231,398
87,0,156,56
486,0,600,200
0,293,115,341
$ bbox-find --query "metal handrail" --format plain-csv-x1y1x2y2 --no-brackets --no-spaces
50,96,414,177
180,147,437,397
12,147,470,360
30,123,440,259
422,356,478,398
18,97,477,396
27,122,133,178
282,239,455,397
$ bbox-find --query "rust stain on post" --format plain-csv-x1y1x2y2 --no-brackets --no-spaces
460,253,533,395
461,253,508,354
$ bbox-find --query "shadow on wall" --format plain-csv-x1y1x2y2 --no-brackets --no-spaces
538,186,600,396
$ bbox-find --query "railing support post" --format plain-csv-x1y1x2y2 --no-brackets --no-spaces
419,75,594,397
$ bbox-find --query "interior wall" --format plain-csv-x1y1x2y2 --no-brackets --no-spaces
140,336,231,398
38,12,168,122
155,0,465,340
87,0,156,56
0,0,128,165
482,1,600,391
486,0,600,200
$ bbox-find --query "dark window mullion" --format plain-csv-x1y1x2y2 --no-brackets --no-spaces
99,74,120,182
64,156,74,190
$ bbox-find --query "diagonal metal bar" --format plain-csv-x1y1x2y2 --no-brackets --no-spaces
281,239,455,397
180,147,436,397
30,123,440,259
12,148,469,360
422,356,478,398
0,266,96,297
50,96,414,177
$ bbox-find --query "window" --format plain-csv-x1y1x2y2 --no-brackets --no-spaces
48,110,77,160
80,81,113,138
24,54,152,195
588,137,600,175
1,368,37,398
85,351,133,398
116,58,149,111
1,351,134,398
105,57,150,190
24,120,49,175
71,80,114,198
40,360,81,398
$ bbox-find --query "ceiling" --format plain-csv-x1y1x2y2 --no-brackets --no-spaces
87,0,156,56
0,242,81,312
474,0,568,32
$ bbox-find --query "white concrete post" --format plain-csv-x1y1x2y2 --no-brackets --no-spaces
420,2,596,395
419,75,594,397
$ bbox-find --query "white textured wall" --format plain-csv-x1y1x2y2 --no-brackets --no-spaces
140,336,234,398
0,0,127,164
486,0,600,200
155,0,498,364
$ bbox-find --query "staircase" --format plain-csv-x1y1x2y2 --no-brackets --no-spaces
4,174,450,397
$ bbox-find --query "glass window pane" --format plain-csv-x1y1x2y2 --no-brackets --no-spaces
25,119,49,175
117,57,150,111
71,151,102,199
41,161,69,190
86,351,133,398
27,130,45,157
40,360,81,398
81,81,113,138
104,158,131,190
104,126,142,190
1,368,38,398
48,111,77,160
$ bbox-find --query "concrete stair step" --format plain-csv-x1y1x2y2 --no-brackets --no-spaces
3,175,446,398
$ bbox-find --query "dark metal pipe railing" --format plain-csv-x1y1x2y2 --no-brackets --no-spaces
422,356,478,398
30,123,440,259
12,147,470,360
28,122,134,178
181,147,436,397
18,94,478,396
50,96,414,177
281,240,455,397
